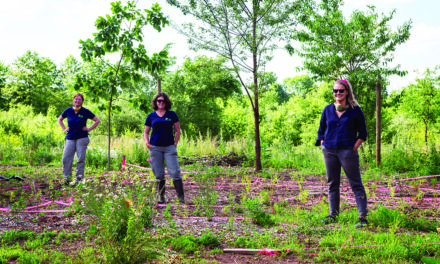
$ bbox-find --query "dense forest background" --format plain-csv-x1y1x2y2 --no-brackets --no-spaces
0,0,439,177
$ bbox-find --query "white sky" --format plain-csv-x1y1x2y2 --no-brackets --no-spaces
1,0,439,92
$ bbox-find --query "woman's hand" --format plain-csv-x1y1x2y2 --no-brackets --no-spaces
146,143,152,149
63,127,69,133
82,127,89,132
353,139,364,151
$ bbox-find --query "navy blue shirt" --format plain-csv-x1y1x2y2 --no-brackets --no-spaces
315,104,367,149
145,111,179,146
61,107,96,140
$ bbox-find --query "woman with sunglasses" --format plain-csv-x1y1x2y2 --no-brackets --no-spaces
315,79,368,228
144,92,184,204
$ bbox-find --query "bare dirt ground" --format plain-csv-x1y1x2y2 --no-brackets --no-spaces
1,162,439,263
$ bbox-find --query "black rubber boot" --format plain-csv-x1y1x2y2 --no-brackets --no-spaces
173,179,185,204
157,180,166,204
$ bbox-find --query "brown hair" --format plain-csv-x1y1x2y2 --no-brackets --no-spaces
73,93,84,104
152,92,172,111
335,80,359,107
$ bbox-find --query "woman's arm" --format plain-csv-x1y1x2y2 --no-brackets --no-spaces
83,116,101,132
174,122,181,147
58,115,69,133
144,126,152,149
353,139,364,151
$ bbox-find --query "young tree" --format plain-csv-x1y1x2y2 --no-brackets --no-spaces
76,1,171,170
167,0,311,171
400,67,440,144
290,0,411,163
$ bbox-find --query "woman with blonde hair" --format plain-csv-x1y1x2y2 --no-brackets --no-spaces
315,79,369,228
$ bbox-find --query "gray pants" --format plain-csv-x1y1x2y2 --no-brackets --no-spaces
322,147,368,217
62,137,90,181
149,145,181,182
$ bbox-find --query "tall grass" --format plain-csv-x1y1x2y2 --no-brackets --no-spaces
0,105,439,177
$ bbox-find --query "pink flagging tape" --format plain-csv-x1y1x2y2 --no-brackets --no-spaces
176,216,246,221
0,184,45,192
155,203,246,209
125,163,191,175
25,201,53,210
400,184,440,192
125,163,152,170
0,209,69,213
374,174,440,184
248,241,440,256
121,156,126,170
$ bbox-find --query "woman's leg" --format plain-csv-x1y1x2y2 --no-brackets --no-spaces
322,147,342,216
149,146,165,181
150,146,166,203
164,145,184,203
163,145,181,181
62,139,76,182
75,137,90,181
339,149,368,217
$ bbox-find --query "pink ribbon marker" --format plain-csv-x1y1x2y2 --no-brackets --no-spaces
121,155,126,170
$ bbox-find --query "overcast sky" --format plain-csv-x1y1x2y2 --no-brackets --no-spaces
1,0,439,91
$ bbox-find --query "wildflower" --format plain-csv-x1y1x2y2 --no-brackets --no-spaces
124,199,133,209
147,158,152,163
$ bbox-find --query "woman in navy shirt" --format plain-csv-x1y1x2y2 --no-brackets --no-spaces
316,79,368,228
58,93,100,186
144,92,184,204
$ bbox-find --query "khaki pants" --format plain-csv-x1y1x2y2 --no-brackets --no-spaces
62,137,90,181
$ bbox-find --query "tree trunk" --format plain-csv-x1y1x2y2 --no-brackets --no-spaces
254,89,262,171
108,92,113,171
252,2,262,172
157,78,162,93
376,76,381,166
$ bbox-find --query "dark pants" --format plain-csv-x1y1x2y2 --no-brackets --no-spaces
322,147,368,217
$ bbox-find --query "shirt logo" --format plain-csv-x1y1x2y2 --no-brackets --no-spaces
78,114,83,118
165,118,171,121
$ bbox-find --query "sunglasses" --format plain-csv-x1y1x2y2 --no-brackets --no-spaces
333,89,346,94
157,99,165,103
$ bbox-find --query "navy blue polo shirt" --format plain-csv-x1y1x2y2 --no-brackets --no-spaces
145,111,179,146
61,107,95,140
315,104,367,149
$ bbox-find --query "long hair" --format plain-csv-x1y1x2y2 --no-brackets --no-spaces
335,79,359,108
152,92,172,111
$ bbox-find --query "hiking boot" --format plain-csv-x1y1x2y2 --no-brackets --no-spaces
355,217,369,228
64,179,71,187
72,178,83,187
157,180,166,204
173,179,185,204
322,215,337,225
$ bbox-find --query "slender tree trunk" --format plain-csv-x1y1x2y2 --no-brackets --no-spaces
424,120,428,144
108,92,113,171
254,89,262,171
376,76,381,166
157,78,162,93
252,1,261,172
